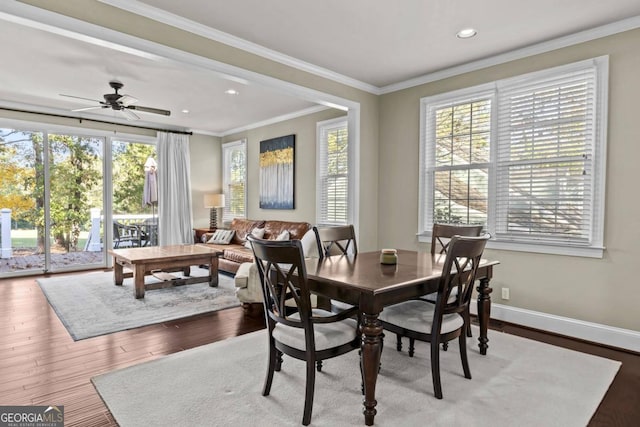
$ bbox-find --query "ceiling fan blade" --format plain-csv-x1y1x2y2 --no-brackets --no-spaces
72,106,108,112
119,95,138,106
60,94,103,103
120,109,140,121
128,105,171,116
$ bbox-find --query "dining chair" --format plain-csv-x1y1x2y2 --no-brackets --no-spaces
423,223,484,342
247,236,361,426
396,223,484,354
313,225,358,313
313,224,358,257
379,234,490,399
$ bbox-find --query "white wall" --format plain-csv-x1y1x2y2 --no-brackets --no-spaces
189,133,222,229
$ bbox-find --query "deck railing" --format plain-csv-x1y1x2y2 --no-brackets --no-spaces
0,208,157,259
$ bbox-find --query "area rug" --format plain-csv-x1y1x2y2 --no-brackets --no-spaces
37,268,239,340
92,327,620,427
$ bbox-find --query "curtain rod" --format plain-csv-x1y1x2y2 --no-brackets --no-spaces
0,107,193,135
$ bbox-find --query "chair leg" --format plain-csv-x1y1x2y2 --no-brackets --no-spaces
359,349,364,395
465,309,473,337
262,341,277,396
431,339,443,399
459,331,472,379
302,358,316,426
396,334,403,352
408,338,416,358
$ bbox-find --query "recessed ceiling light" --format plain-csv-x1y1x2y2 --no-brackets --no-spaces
456,28,477,39
225,89,239,95
181,109,190,114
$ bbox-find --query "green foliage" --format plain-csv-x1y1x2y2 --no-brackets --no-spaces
112,142,156,214
1,128,156,252
48,134,102,251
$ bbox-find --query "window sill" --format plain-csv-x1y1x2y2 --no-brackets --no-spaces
417,234,604,258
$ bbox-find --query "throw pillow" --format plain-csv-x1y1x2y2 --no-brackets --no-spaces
206,229,235,244
275,230,290,241
300,229,319,258
244,227,266,248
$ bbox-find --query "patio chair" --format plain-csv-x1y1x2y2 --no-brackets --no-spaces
113,221,141,248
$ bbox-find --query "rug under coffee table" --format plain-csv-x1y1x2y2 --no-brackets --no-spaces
109,244,223,298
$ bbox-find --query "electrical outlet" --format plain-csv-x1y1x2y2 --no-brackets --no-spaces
501,287,510,300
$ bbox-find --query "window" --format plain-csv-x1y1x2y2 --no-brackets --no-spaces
222,139,246,222
419,57,608,257
317,117,350,225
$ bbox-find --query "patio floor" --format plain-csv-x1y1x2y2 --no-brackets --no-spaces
0,251,104,273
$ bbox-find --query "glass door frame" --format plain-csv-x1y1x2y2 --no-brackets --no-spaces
0,117,157,277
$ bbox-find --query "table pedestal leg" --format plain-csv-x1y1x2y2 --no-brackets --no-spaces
361,312,383,426
476,277,492,355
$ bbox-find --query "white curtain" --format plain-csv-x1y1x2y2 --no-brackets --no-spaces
157,132,193,245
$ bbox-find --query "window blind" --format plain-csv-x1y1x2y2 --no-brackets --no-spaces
222,140,246,222
425,96,492,227
495,66,597,244
317,118,349,225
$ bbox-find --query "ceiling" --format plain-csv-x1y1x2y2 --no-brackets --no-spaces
1,0,640,136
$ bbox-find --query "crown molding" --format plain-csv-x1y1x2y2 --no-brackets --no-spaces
98,0,381,95
220,105,329,137
100,1,640,96
380,14,640,94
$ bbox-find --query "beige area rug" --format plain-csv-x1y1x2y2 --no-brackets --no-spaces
38,268,239,340
92,327,620,426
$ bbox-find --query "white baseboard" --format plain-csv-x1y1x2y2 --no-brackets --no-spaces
470,299,640,354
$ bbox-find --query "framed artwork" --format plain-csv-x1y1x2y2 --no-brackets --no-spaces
259,134,295,209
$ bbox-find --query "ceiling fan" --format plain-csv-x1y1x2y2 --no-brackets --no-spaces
60,80,171,120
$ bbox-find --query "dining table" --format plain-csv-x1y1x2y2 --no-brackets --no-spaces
304,249,499,426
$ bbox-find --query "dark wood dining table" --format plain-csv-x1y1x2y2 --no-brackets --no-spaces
304,249,499,426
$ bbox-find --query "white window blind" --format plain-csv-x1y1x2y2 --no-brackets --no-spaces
222,139,246,222
425,96,492,227
419,57,608,257
495,66,598,244
317,117,349,225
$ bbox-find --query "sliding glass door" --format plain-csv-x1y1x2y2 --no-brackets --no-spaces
112,140,158,248
1,124,158,277
47,132,105,272
0,127,107,276
0,128,46,274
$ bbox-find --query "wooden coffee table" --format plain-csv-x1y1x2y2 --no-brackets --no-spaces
109,244,223,299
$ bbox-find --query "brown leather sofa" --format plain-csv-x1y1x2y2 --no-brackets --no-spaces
198,218,312,274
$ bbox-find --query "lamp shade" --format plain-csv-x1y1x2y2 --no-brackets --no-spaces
204,193,225,208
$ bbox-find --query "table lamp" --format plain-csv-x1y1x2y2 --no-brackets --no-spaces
203,193,225,229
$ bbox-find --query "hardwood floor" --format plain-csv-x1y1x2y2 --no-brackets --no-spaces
0,273,637,426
